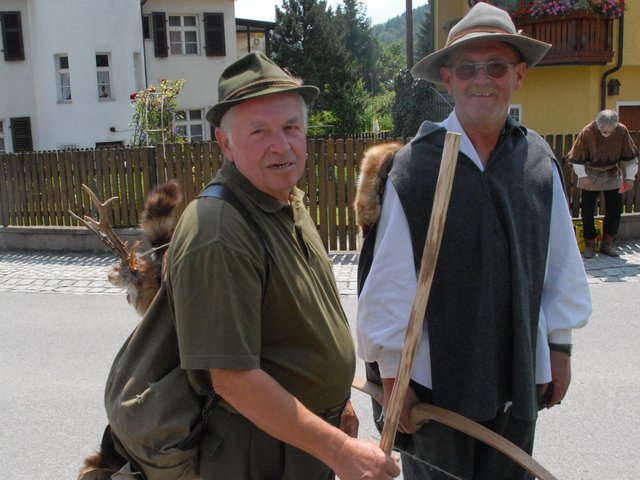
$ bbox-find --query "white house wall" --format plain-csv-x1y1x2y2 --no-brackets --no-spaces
0,0,36,151
1,0,143,151
142,0,237,141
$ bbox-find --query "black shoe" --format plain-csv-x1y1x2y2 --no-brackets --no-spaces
600,242,620,257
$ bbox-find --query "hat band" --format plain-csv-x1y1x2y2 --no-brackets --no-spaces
446,25,515,47
223,78,302,102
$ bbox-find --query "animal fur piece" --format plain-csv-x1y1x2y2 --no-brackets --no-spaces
77,426,130,480
106,180,182,316
354,142,402,237
76,182,181,480
77,449,113,480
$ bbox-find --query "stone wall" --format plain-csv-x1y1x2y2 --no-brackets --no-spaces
2,214,640,252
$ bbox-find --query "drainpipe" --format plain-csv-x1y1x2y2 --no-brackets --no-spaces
141,0,148,87
600,12,624,111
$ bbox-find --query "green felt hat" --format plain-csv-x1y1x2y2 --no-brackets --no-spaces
206,52,319,127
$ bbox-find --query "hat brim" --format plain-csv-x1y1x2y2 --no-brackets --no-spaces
411,33,551,84
206,85,319,127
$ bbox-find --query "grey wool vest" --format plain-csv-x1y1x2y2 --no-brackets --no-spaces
381,119,555,422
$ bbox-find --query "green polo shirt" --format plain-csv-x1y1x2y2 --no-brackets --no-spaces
165,161,355,413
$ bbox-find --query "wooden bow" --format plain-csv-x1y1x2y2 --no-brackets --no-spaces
352,378,558,480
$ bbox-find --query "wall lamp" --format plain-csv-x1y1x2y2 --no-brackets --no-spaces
607,78,621,96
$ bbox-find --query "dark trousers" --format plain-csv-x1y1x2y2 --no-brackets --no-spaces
366,363,536,480
580,188,623,239
199,405,337,480
397,403,536,480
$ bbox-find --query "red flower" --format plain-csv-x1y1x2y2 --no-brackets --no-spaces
130,92,138,100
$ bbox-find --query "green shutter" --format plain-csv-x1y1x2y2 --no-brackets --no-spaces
204,13,225,57
1,12,25,61
10,117,32,152
152,12,168,58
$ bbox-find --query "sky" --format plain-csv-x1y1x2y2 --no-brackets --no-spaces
234,0,424,26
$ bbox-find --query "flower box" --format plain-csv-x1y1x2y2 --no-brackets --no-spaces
515,10,614,65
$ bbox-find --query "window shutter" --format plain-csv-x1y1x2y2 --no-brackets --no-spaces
10,117,33,152
1,12,25,61
204,13,226,57
152,12,168,58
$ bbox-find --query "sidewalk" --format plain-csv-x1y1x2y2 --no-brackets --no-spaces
1,241,640,297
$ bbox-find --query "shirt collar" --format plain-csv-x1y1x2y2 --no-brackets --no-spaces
438,111,526,171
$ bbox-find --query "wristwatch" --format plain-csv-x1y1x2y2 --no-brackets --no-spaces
549,343,572,357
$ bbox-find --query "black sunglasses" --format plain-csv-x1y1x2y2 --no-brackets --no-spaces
448,61,516,81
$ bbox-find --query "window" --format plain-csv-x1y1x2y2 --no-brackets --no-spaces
0,120,5,153
0,12,24,61
96,53,112,99
55,54,72,102
169,15,199,55
204,13,226,57
175,109,204,142
509,105,522,123
142,15,150,39
236,28,266,57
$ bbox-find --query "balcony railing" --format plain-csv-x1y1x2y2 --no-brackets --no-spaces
515,11,614,65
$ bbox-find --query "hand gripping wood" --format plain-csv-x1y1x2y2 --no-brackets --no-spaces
352,378,558,480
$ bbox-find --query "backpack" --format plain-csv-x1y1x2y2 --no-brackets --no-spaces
83,184,268,480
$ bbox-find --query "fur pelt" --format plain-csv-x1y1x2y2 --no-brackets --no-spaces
77,427,128,480
106,180,181,316
78,182,181,479
354,142,402,237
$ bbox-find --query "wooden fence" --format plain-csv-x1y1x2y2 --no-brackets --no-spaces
1,134,639,251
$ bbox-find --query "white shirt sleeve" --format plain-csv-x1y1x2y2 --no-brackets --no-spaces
623,158,638,180
573,163,587,178
356,180,433,387
536,167,592,383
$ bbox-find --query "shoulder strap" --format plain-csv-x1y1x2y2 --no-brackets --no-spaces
198,184,270,291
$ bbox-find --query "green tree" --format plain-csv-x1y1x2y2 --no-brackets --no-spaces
272,0,374,134
415,4,434,62
130,79,185,146
376,40,405,91
327,79,371,134
335,0,379,94
368,89,395,132
271,0,354,112
391,70,446,137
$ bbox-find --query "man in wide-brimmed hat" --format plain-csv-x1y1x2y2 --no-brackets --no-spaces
165,52,400,480
357,3,591,478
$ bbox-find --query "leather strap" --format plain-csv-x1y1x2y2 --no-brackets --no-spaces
198,184,270,295
352,377,558,480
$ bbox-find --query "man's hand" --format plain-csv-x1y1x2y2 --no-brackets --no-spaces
577,177,594,190
210,368,399,479
382,378,422,434
339,400,359,438
619,179,634,194
333,437,401,480
541,350,572,409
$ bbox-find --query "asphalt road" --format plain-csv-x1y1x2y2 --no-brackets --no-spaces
1,283,638,479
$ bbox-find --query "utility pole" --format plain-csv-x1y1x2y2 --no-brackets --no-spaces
406,0,413,69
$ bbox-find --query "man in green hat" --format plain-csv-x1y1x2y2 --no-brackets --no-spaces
165,52,400,479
